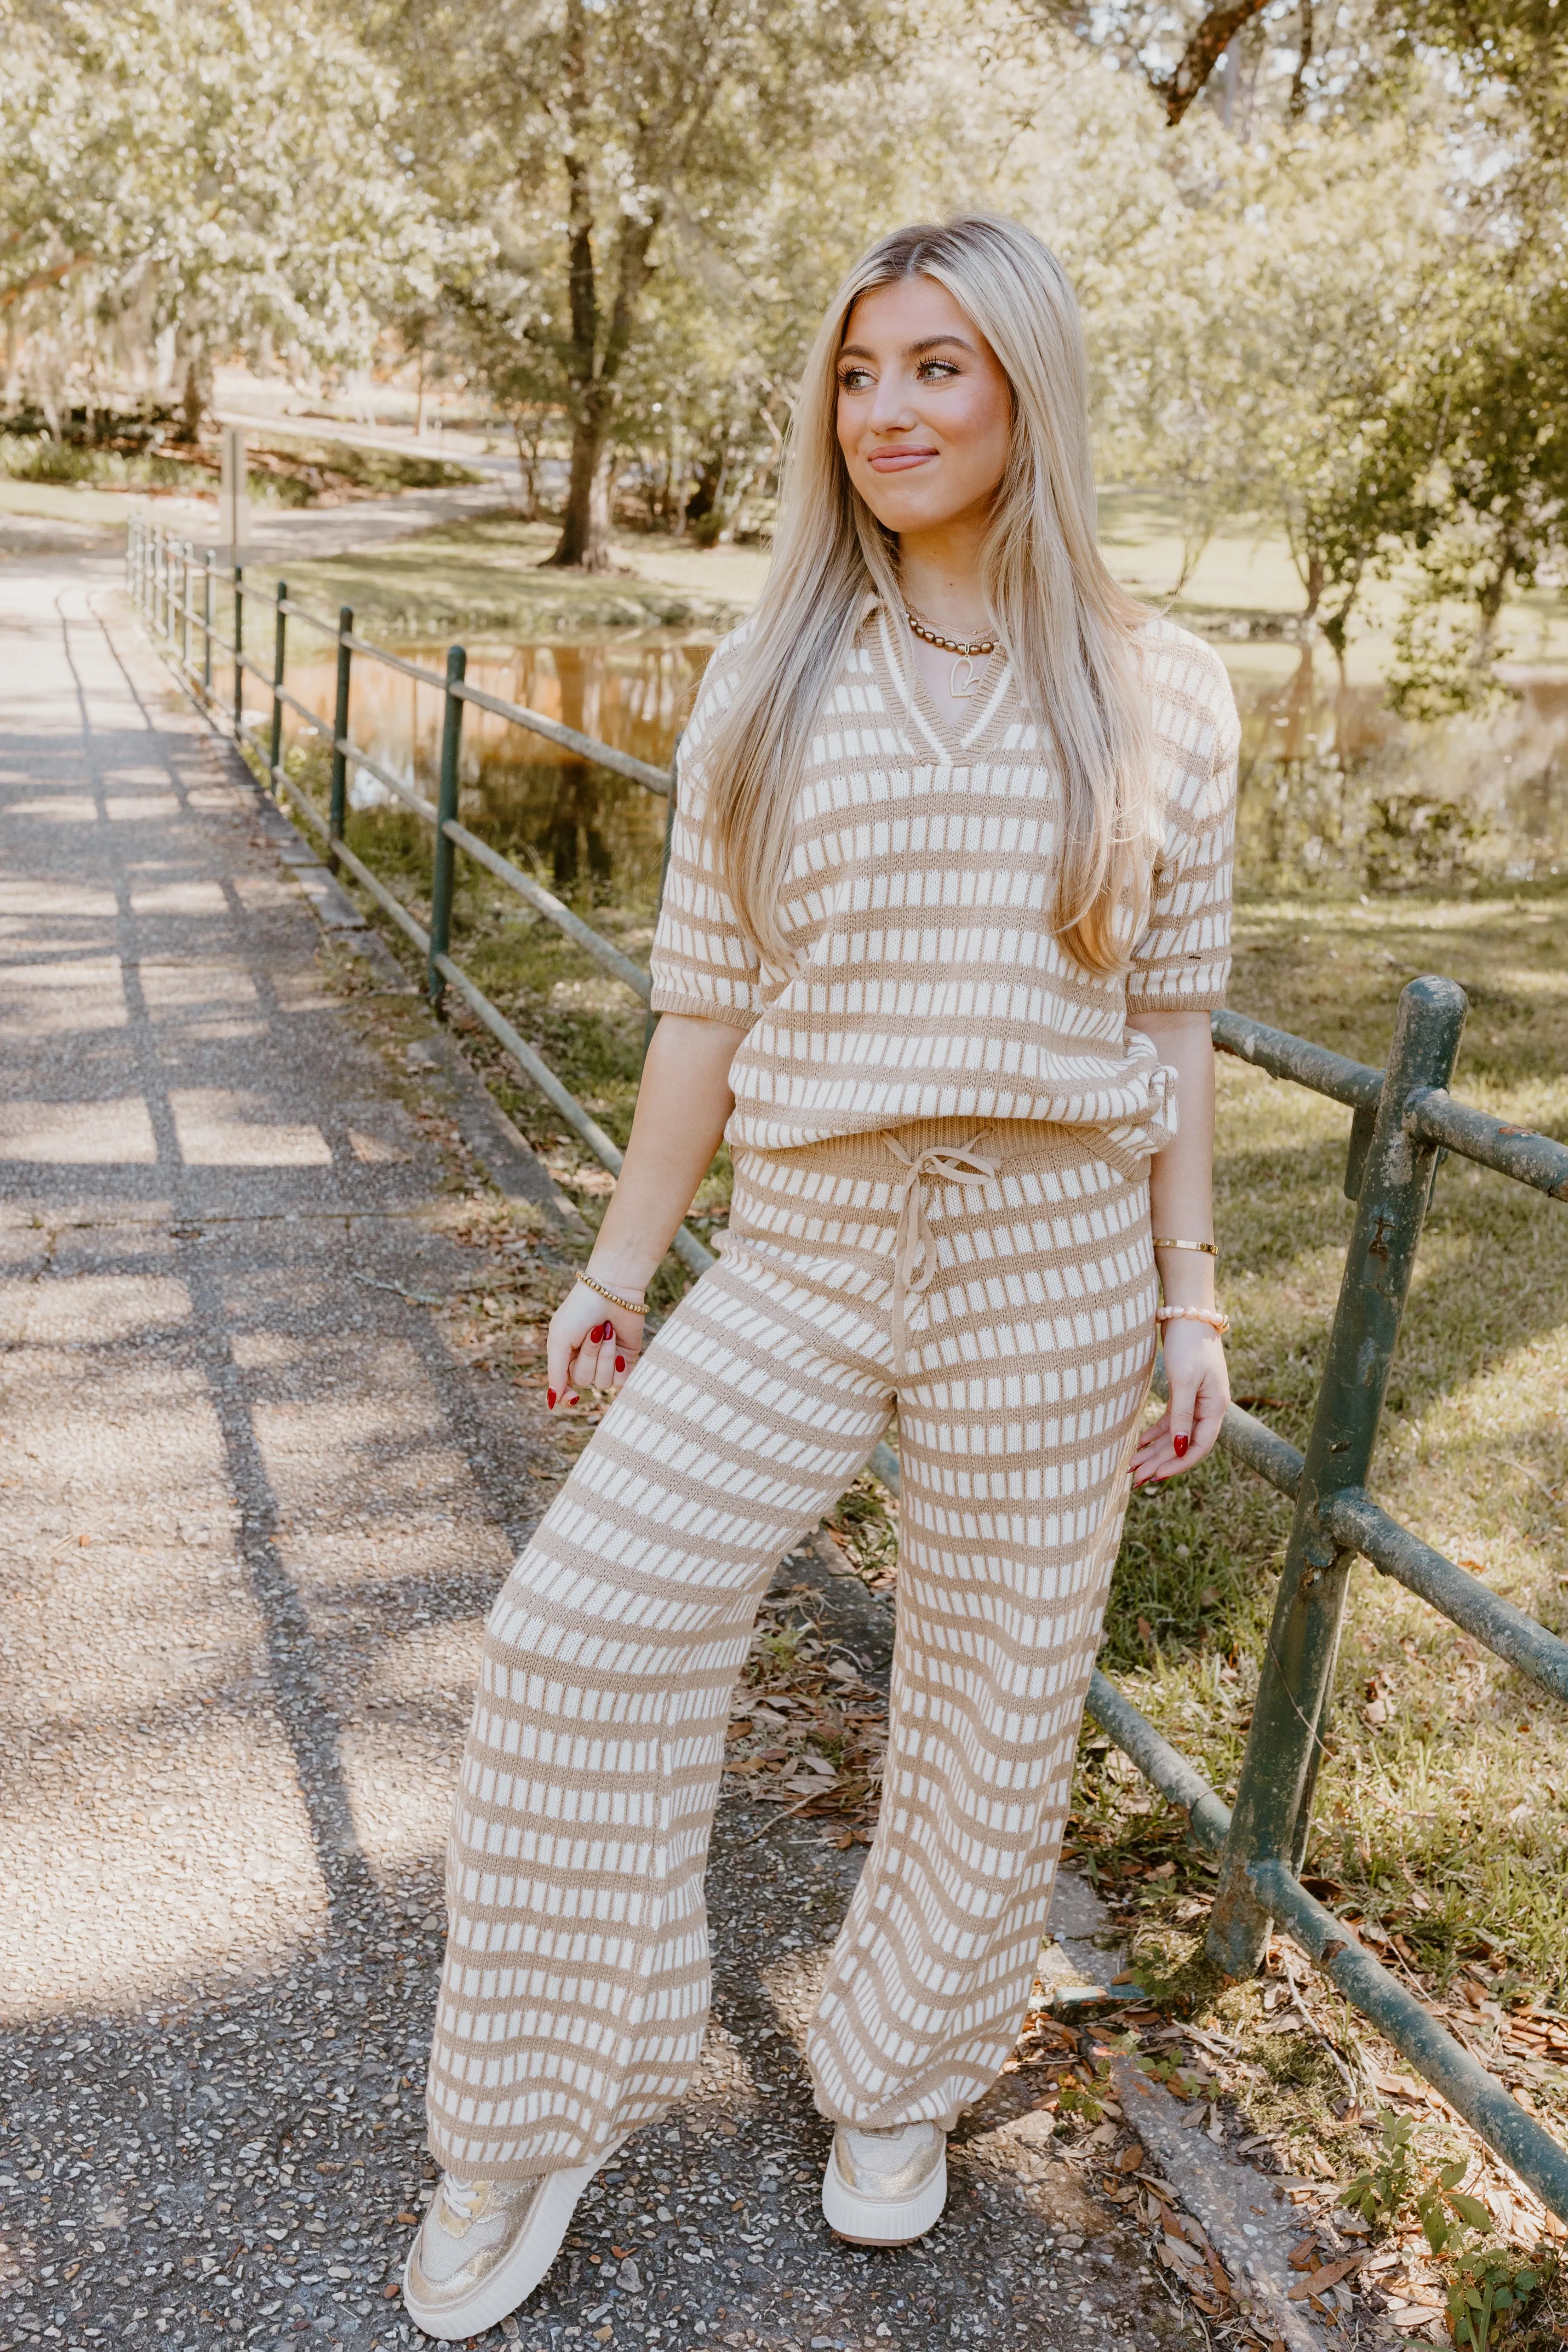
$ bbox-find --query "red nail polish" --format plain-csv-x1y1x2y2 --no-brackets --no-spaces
1173,1434,1190,1458
615,1355,625,1373
567,1392,578,1406
547,1390,556,1408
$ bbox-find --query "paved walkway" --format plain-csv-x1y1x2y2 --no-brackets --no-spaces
0,563,1317,2352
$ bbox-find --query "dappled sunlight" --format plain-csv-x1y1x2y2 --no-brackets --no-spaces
167,1088,332,1167
126,878,230,916
0,1711,330,2021
0,956,128,1035
0,1096,158,1162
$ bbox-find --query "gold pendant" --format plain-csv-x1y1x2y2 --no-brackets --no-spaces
950,651,983,699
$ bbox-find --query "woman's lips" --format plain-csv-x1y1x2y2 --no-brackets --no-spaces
866,447,938,471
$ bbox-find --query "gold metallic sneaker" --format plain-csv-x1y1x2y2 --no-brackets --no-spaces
402,2162,602,2340
820,2120,948,2245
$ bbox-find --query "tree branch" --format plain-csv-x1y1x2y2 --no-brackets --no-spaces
0,254,93,312
1159,0,1270,123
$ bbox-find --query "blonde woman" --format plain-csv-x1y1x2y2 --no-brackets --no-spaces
401,213,1238,2340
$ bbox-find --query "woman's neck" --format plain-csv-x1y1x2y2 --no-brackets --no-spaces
897,515,992,640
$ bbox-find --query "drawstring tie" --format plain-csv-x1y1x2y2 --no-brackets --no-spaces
884,1130,996,1379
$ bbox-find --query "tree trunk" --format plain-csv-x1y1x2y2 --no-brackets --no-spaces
1472,567,1510,670
1301,550,1324,622
181,348,210,444
549,401,615,570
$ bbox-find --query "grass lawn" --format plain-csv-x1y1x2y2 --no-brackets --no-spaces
237,514,755,641
1069,889,1568,2195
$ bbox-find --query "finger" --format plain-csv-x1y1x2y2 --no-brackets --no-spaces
569,1330,612,1391
1188,1373,1230,1458
546,1319,576,1409
610,1340,637,1390
1167,1375,1198,1460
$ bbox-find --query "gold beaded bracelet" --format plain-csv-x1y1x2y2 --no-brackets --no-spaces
577,1270,647,1317
1152,1237,1218,1256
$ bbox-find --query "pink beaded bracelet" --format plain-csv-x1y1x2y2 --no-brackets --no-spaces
1154,1304,1230,1336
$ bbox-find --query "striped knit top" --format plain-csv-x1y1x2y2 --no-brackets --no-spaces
649,603,1240,1171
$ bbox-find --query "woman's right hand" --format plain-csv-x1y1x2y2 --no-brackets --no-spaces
546,1280,645,1411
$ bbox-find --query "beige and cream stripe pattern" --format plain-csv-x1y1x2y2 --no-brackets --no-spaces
649,607,1240,1172
426,1120,1156,2180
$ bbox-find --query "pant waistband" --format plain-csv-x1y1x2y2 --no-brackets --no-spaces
729,1121,1131,1379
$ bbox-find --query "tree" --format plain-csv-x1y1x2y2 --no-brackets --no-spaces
1387,272,1568,710
1031,0,1566,130
380,0,909,569
0,0,443,431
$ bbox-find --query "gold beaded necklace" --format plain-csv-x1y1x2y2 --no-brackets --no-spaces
903,605,1000,700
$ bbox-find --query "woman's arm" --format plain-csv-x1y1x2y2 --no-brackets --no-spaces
546,1012,738,1409
1125,1008,1230,1485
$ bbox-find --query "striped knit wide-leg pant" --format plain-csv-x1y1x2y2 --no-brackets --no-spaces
425,1120,1156,2180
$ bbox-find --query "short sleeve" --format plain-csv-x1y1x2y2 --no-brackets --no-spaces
648,638,764,1030
1126,640,1240,1013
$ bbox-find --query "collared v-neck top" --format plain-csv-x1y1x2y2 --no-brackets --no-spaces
648,603,1240,1171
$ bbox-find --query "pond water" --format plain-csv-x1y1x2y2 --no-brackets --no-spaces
277,628,1568,902
280,632,715,897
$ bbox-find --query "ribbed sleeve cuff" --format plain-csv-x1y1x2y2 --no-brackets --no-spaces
648,984,759,1032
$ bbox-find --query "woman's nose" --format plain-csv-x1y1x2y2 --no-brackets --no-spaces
867,372,916,434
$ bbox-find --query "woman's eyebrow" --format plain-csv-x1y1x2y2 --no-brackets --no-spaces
837,333,977,363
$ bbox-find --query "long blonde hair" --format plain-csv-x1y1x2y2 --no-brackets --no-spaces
701,213,1156,975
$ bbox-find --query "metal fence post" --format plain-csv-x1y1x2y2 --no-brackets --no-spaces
427,645,468,1004
180,541,192,676
1207,977,1468,1977
269,581,287,790
327,607,354,876
201,550,215,699
233,563,245,740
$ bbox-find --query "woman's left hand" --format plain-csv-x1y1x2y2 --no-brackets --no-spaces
1132,1320,1230,1487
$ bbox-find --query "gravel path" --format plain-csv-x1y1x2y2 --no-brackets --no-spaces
0,564,1243,2352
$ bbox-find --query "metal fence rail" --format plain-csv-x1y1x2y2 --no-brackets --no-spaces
126,517,712,1271
128,516,1568,2215
1084,984,1568,2219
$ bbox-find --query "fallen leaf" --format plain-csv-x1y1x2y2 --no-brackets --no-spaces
1288,2256,1362,2300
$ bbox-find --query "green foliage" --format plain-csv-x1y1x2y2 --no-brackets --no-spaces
1345,2110,1424,2231
1444,2244,1552,2352
0,0,445,415
1340,2113,1553,2346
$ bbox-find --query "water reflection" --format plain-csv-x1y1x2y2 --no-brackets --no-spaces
1232,645,1568,886
278,629,1568,899
281,634,714,893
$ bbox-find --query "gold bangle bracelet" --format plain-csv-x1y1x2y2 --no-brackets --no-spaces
578,1270,647,1316
1152,1237,1218,1256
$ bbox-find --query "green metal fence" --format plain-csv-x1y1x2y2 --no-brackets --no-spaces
126,515,710,1274
128,515,1568,2220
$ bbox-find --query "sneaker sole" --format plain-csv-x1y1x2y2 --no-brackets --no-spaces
820,2147,948,2246
402,2149,613,2341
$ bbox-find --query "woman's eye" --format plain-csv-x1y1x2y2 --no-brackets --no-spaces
917,359,959,383
838,366,874,392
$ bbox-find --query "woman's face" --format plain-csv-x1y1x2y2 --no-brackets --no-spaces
835,274,1013,541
